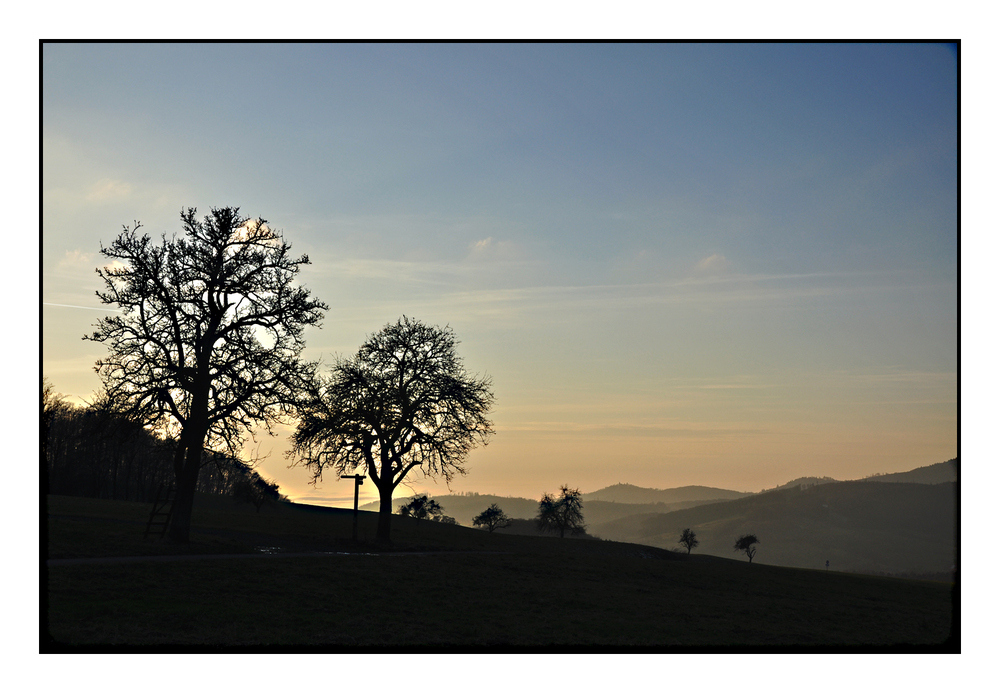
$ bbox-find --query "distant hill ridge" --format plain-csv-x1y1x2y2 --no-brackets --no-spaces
357,458,957,534
361,493,540,525
582,483,750,504
360,490,751,528
860,458,957,485
765,476,840,492
591,479,957,575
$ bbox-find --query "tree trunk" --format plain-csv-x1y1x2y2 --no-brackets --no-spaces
168,370,212,543
376,482,393,543
167,427,205,543
168,477,195,543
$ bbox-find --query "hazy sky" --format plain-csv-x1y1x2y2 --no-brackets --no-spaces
41,42,958,507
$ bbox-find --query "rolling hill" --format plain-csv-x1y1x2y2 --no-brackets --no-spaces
764,476,840,492
45,494,956,648
590,480,957,576
581,483,750,504
360,493,539,525
356,459,958,577
361,491,751,528
861,458,957,485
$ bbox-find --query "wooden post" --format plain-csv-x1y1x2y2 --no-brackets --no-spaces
341,474,365,542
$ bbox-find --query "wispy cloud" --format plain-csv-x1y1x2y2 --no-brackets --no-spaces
85,178,133,201
43,302,120,313
467,236,523,262
418,270,905,318
56,249,94,269
693,253,732,275
306,256,462,287
835,369,957,385
302,266,927,336
498,420,770,438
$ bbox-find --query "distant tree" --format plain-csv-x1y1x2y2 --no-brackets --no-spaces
536,485,586,538
398,494,444,523
45,384,177,502
86,207,327,542
473,503,512,533
679,528,699,554
289,316,495,542
44,378,287,508
233,473,282,512
434,515,458,525
734,533,759,563
42,379,57,466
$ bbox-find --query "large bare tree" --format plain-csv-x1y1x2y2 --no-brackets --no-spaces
87,206,328,542
289,316,494,542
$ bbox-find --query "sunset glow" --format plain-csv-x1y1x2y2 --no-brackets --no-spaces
42,42,957,509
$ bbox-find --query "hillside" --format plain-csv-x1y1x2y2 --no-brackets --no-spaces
765,476,840,492
361,493,539,525
356,459,959,576
591,480,956,576
362,493,743,529
583,483,750,504
862,458,958,485
46,494,956,648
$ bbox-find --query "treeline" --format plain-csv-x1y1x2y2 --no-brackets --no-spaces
43,380,283,509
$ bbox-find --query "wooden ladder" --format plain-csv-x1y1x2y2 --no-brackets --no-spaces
144,484,176,539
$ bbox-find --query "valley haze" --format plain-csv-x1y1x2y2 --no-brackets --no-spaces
362,459,957,578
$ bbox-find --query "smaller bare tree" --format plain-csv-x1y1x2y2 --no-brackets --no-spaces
473,504,512,533
734,533,759,563
537,485,585,538
679,528,699,554
398,495,444,523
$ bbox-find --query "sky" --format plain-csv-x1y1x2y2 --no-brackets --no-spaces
41,42,958,508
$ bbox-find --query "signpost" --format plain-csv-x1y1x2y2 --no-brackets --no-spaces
341,474,365,542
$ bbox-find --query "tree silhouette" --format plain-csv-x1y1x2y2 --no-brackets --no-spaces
398,494,444,523
233,473,283,512
734,533,759,563
42,378,66,470
679,527,699,554
536,485,586,538
289,316,494,542
472,503,512,533
86,207,327,542
45,376,286,507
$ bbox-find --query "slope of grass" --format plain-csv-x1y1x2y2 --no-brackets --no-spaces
44,494,956,649
591,481,957,575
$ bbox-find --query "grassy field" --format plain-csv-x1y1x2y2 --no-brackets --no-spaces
44,494,957,650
